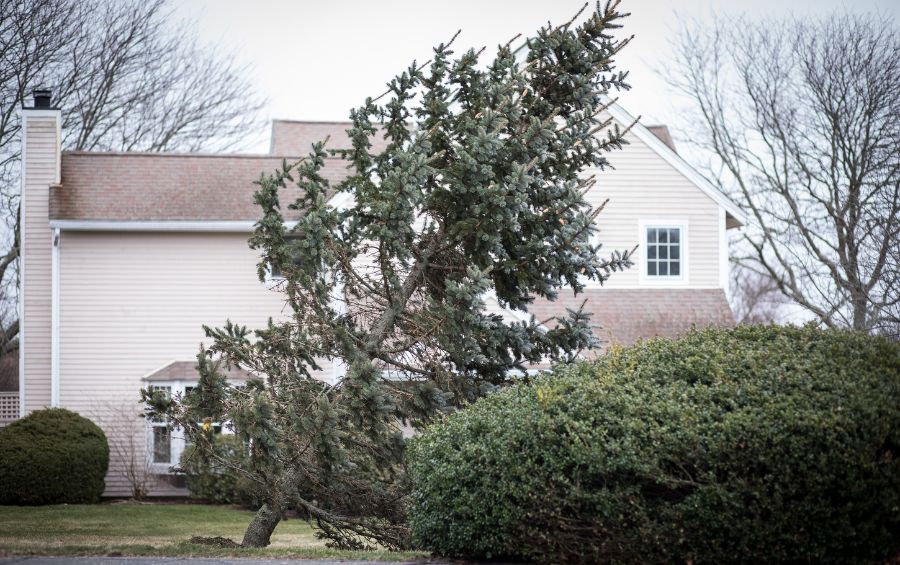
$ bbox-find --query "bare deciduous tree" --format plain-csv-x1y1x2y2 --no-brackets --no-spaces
0,0,267,381
664,13,900,335
89,400,158,500
730,266,789,325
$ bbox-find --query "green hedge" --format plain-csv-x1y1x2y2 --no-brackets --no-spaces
408,326,900,564
0,408,109,505
180,434,261,508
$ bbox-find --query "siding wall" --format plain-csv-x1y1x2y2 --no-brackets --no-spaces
57,231,327,496
585,121,723,289
41,112,729,497
21,112,60,414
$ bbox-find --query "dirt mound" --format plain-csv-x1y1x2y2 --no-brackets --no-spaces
188,535,242,548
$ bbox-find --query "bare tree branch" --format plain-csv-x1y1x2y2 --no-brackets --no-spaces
663,12,899,336
729,265,789,325
0,0,268,380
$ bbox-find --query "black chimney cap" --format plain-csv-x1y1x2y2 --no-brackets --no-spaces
32,89,52,109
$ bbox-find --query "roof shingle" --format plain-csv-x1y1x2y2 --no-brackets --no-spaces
142,360,253,382
528,288,734,351
270,120,390,156
53,152,353,221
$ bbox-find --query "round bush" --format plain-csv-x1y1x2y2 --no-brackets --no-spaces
0,408,109,505
408,326,900,564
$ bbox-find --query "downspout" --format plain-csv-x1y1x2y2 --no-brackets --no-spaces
50,227,60,408
329,276,347,385
719,207,729,298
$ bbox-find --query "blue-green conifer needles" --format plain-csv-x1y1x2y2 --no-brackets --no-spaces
145,0,636,550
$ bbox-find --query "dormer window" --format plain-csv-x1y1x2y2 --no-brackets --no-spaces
640,221,687,283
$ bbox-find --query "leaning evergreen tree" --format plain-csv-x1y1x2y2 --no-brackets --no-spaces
144,0,635,550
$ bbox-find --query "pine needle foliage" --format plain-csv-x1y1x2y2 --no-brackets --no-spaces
144,0,635,551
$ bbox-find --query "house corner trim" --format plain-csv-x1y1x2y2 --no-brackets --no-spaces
17,114,27,417
719,207,729,295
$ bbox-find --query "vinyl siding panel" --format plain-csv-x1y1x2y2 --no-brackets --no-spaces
21,115,59,414
586,120,723,289
44,112,731,497
57,231,327,496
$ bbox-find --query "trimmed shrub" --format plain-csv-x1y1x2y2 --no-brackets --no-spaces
0,408,109,504
408,326,900,564
180,434,261,508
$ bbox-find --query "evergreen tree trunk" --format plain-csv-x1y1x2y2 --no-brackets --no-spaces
241,465,303,547
241,239,439,548
242,502,285,547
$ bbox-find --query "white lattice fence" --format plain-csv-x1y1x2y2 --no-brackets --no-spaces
0,392,19,425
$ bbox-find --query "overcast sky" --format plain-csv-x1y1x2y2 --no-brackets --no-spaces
177,0,899,152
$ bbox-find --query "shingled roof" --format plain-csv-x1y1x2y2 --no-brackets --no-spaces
142,360,254,382
270,120,390,156
51,120,402,222
646,125,676,152
271,120,674,156
53,152,353,221
528,288,735,352
52,119,682,222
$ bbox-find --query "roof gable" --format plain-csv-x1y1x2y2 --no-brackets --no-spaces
601,96,746,226
141,360,252,382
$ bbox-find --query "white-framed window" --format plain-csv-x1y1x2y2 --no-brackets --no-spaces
264,233,306,283
639,220,688,284
148,385,173,465
146,381,228,473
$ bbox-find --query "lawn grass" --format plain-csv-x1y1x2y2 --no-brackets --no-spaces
0,502,429,561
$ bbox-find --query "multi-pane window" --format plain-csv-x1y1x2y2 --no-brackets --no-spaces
147,382,230,472
148,385,171,464
152,427,171,463
646,227,681,278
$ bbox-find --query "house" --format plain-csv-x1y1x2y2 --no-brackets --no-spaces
17,90,745,496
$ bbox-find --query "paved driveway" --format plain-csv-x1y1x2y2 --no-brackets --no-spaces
0,559,451,565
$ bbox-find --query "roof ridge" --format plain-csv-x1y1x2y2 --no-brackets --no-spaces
62,150,347,161
271,119,354,125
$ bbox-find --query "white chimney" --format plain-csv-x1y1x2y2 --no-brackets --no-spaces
19,89,61,415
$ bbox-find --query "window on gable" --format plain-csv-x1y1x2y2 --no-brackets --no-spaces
646,226,682,278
